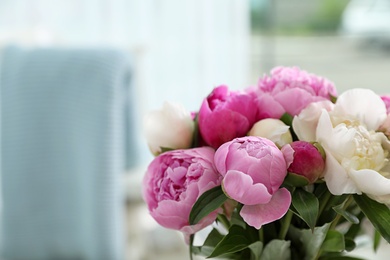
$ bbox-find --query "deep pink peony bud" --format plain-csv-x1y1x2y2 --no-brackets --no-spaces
283,141,325,183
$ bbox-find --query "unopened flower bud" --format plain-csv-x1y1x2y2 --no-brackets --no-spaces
284,141,325,183
247,118,292,148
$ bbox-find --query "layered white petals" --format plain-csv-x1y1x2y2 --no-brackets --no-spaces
293,100,334,142
144,102,194,155
349,169,390,197
333,88,387,130
303,89,390,203
322,149,360,195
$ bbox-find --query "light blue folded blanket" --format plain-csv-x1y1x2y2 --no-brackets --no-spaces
0,46,136,260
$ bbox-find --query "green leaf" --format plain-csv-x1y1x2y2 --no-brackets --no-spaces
280,113,293,126
261,239,291,260
284,172,310,187
330,95,337,104
288,223,330,260
208,225,252,258
292,188,319,230
280,113,298,140
160,147,174,153
319,256,366,260
353,194,390,243
374,229,381,252
321,230,345,252
203,228,224,247
189,185,228,225
191,228,224,257
345,212,365,240
248,241,263,260
332,204,359,224
230,208,246,229
191,113,200,147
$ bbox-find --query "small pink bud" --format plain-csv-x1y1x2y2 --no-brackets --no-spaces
286,141,325,183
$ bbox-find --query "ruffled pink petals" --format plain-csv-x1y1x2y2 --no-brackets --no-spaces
198,86,259,149
240,188,292,229
254,66,336,116
222,170,272,205
151,200,191,230
281,144,295,169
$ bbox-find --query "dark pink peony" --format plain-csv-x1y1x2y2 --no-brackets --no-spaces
198,85,258,149
253,66,337,116
282,141,325,183
214,136,292,229
143,147,221,239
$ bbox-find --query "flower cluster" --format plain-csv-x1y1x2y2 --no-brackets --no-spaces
142,66,390,259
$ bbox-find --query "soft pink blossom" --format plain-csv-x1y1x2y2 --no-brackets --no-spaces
143,147,221,240
253,66,337,116
283,141,325,183
214,136,291,229
381,95,390,114
198,85,258,149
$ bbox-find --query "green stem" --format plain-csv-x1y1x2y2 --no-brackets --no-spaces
189,234,194,260
314,248,323,260
259,228,264,242
279,210,293,240
217,214,230,230
330,195,354,230
318,191,332,218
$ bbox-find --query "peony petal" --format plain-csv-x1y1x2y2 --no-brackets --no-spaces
316,110,356,162
199,108,250,148
223,170,272,205
323,150,360,195
274,88,318,116
349,169,390,197
214,141,231,176
293,100,334,142
240,188,291,229
281,144,294,168
335,89,387,130
151,200,191,230
256,94,285,120
144,102,194,154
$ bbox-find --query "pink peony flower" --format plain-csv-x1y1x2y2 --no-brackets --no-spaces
214,136,292,229
283,141,325,183
198,85,258,149
143,147,221,240
253,66,337,116
381,95,390,114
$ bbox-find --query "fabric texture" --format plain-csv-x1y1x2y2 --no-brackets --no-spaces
0,46,135,260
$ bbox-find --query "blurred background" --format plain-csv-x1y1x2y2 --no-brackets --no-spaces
0,0,389,259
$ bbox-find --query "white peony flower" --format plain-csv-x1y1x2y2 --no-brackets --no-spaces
292,100,334,142
379,114,390,138
307,89,390,204
247,118,292,148
144,102,194,155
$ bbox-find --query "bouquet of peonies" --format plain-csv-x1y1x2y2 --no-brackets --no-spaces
142,67,390,260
